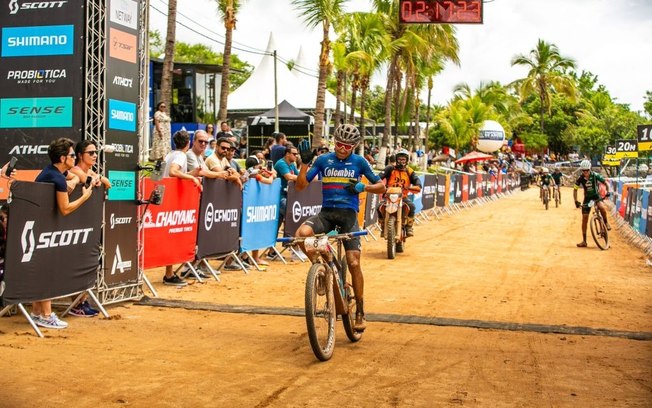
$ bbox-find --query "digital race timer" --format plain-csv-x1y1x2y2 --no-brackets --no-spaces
399,0,483,24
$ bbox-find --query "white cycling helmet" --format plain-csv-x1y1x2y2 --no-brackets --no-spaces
542,167,549,174
333,123,361,145
579,159,591,170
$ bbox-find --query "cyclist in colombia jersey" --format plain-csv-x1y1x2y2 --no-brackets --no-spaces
573,159,611,247
295,124,385,332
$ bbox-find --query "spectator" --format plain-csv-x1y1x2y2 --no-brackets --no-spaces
243,156,275,268
273,144,299,237
161,130,202,286
151,101,171,161
215,121,232,139
238,135,248,159
205,139,216,158
205,137,242,189
270,132,288,164
31,138,94,329
205,123,215,138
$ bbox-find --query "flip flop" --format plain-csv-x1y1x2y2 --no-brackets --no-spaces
576,242,587,248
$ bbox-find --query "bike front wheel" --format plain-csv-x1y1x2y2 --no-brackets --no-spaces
305,263,336,361
340,260,363,343
590,214,609,250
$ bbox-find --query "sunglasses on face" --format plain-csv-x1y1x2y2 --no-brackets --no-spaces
84,150,98,156
67,153,76,158
219,145,231,150
196,140,209,145
335,141,355,151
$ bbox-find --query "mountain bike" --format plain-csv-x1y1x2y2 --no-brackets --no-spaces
586,198,609,250
541,186,550,210
278,230,367,361
552,184,560,208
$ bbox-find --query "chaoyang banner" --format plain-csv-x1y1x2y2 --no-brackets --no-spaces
142,178,200,269
3,181,103,305
284,180,322,237
196,178,241,259
241,178,281,252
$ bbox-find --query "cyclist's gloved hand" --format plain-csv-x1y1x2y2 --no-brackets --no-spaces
345,179,365,194
575,200,581,209
298,139,314,166
605,192,611,198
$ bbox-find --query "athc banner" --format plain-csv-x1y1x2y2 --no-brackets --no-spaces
241,178,281,252
142,178,200,269
284,181,322,237
196,178,241,259
3,181,103,305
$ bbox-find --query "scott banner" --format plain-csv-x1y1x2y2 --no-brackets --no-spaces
284,181,322,237
196,178,241,259
241,178,281,252
3,181,103,304
142,178,200,269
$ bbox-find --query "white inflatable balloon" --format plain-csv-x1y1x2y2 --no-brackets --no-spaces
477,120,505,153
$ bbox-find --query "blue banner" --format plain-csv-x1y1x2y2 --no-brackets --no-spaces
0,96,72,128
108,98,136,132
107,170,136,200
240,178,281,252
449,174,456,205
1,24,74,57
411,174,425,214
640,190,649,236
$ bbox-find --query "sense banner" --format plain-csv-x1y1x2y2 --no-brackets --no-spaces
3,181,103,304
142,177,200,269
194,178,241,259
241,178,281,252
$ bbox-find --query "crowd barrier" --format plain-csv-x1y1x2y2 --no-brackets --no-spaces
0,171,521,336
606,178,652,255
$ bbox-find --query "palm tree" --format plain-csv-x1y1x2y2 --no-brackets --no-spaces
510,39,577,133
292,0,346,147
160,0,177,112
216,0,242,122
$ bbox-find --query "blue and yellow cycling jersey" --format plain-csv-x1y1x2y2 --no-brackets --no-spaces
306,152,381,212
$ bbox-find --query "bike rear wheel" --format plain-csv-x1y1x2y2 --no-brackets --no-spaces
305,263,336,361
387,217,396,259
544,190,549,210
554,189,559,208
590,214,609,250
340,261,363,343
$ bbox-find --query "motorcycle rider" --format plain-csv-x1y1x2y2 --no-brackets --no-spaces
574,159,611,247
378,148,421,237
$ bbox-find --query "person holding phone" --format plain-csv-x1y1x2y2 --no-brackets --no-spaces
2,157,17,180
70,141,111,191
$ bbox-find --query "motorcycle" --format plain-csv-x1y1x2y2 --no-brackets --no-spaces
378,186,411,260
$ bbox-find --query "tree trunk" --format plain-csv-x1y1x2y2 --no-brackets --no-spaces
218,2,235,122
359,75,369,146
333,70,344,129
160,0,177,113
313,21,331,147
350,72,359,126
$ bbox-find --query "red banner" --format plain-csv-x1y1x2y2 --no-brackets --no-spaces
497,173,503,193
476,174,483,198
142,178,200,269
462,174,469,202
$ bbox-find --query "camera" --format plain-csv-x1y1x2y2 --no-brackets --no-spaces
150,185,165,206
84,175,93,188
266,160,273,171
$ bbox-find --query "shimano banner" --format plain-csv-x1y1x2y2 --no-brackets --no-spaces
103,200,138,286
241,178,281,252
142,178,200,269
421,174,436,211
195,178,241,259
284,181,322,237
3,181,102,304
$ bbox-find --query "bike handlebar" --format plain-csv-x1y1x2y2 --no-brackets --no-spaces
277,230,368,243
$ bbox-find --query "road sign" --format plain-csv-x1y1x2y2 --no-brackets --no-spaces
601,158,620,167
615,139,638,159
603,145,617,159
637,124,652,152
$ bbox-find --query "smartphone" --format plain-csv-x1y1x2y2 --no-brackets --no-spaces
5,156,17,177
266,160,273,171
84,175,93,188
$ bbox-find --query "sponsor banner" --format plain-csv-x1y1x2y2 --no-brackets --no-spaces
3,181,102,304
284,181,322,237
449,174,457,205
436,174,446,207
0,64,77,94
142,178,200,269
641,190,649,236
109,0,138,31
461,174,469,202
476,174,483,198
107,170,136,200
453,174,462,203
364,188,380,228
105,58,138,101
469,174,477,200
0,96,72,128
5,0,73,18
103,200,138,286
412,174,425,214
240,178,281,252
105,131,138,170
421,174,436,211
1,24,74,57
108,27,136,63
196,178,241,258
108,98,136,132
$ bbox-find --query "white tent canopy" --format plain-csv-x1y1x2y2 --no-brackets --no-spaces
228,33,339,113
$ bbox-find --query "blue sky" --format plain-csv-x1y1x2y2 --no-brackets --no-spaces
150,0,652,114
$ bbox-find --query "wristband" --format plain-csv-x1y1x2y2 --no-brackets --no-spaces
255,174,262,181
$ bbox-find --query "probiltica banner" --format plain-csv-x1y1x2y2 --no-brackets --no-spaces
0,0,85,169
103,200,138,286
196,178,241,259
284,181,322,237
142,178,200,269
241,178,281,252
3,181,103,304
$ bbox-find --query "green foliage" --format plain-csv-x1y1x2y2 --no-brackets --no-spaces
645,90,652,118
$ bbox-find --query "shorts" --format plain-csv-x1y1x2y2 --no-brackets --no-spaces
582,196,602,215
303,208,361,251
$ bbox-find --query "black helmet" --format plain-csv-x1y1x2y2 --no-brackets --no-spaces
333,124,361,146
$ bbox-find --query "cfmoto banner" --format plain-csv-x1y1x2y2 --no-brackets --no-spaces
284,181,322,237
3,181,103,304
196,178,241,259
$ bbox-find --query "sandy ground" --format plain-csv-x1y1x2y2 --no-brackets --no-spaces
1,186,651,408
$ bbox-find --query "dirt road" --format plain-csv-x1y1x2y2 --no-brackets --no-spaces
1,187,651,408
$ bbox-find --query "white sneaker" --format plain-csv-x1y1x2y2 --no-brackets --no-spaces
36,313,68,329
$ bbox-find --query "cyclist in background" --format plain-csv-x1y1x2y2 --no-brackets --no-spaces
573,159,611,248
295,124,385,332
539,167,552,201
377,148,421,237
551,167,563,204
